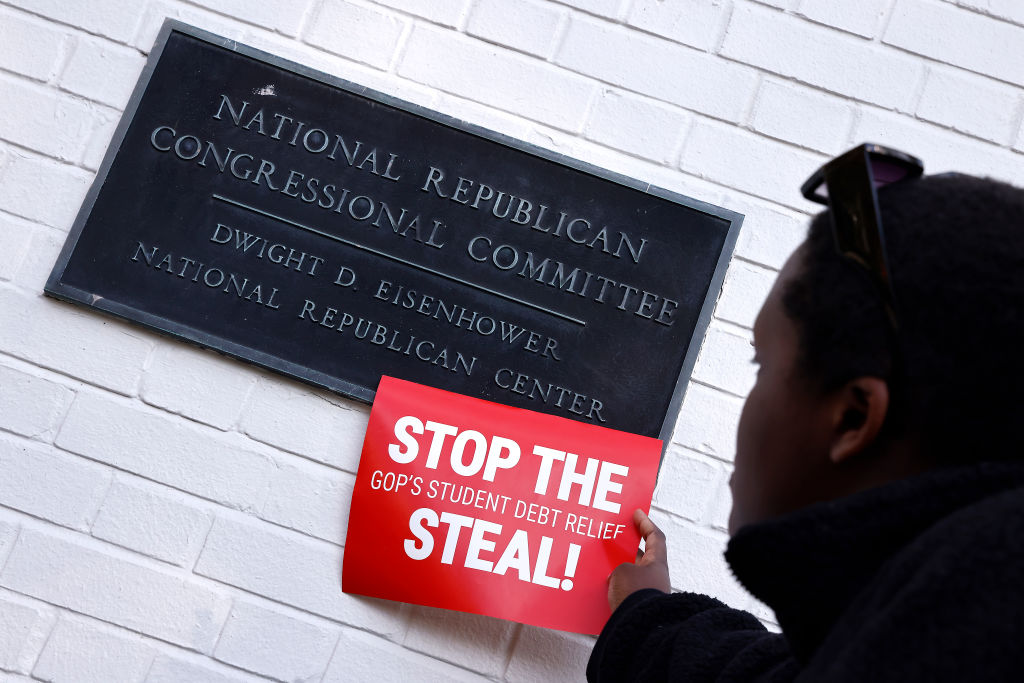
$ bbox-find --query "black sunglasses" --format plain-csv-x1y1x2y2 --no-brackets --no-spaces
801,143,924,332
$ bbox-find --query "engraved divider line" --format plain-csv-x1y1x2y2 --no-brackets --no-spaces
210,193,587,327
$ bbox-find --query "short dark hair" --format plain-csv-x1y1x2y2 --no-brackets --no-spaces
783,173,1024,464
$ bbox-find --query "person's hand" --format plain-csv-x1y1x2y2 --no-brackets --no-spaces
607,509,672,612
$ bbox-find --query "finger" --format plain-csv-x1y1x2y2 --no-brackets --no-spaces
633,509,667,562
607,561,633,584
635,547,645,563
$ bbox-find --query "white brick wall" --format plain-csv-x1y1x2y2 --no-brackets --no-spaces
0,591,57,675
211,600,339,680
584,88,691,163
798,0,889,38
0,0,1021,679
467,0,567,58
32,616,156,682
304,0,409,70
556,15,759,122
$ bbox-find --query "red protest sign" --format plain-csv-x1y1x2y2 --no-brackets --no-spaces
342,376,661,634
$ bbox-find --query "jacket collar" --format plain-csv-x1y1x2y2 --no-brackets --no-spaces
724,461,1024,662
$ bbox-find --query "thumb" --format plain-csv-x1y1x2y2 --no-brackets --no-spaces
633,509,667,566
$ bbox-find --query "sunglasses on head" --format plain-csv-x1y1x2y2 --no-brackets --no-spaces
800,143,924,333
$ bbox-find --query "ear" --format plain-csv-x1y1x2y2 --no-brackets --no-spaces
829,377,889,464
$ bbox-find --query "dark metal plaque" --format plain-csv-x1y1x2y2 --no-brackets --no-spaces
46,21,741,441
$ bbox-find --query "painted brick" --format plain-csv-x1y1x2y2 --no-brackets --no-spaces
0,9,71,82
304,0,407,70
625,0,727,51
1017,125,1024,154
798,0,890,38
854,107,1024,184
0,77,98,163
885,0,1024,87
194,514,405,635
140,344,256,430
0,215,32,282
0,528,232,652
721,4,924,111
56,392,275,511
715,259,775,329
691,324,756,398
949,0,1024,25
673,382,744,460
0,363,74,440
729,196,808,270
0,152,93,229
399,25,598,131
917,68,1023,144
650,509,749,607
666,172,728,208
82,104,120,170
58,37,146,109
184,0,312,36
404,607,517,676
0,521,17,570
584,89,689,163
6,222,60,292
323,628,488,683
0,593,56,674
91,479,213,566
750,0,798,8
749,79,856,155
708,469,734,532
466,0,566,58
146,655,257,683
240,27,438,108
0,292,152,395
213,601,338,680
556,16,758,122
653,446,722,522
32,617,154,683
552,0,624,19
434,93,536,142
372,0,473,27
504,624,595,683
524,125,718,201
856,109,975,171
680,121,825,207
260,458,354,544
133,2,245,52
3,0,144,43
0,437,110,530
240,379,367,471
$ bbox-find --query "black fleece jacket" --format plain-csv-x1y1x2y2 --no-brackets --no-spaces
587,461,1024,682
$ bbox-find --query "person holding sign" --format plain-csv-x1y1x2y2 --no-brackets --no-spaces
343,375,662,634
588,145,1024,681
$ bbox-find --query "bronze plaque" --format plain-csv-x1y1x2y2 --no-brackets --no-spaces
46,21,741,440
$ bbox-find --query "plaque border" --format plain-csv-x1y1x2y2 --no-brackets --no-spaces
45,19,743,447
